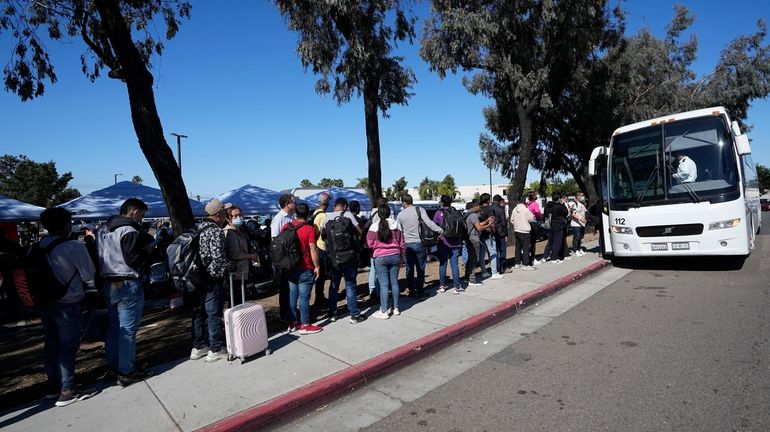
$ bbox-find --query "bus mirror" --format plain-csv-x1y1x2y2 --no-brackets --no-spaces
589,159,597,176
735,134,751,155
588,146,608,176
731,121,742,136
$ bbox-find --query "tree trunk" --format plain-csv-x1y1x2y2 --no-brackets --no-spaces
506,102,535,208
364,79,383,201
95,0,194,234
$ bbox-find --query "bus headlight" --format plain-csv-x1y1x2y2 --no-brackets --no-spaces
611,225,633,234
708,218,741,230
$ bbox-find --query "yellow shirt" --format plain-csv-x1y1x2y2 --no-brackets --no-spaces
314,212,328,251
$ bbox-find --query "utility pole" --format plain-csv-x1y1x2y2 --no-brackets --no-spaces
170,132,188,174
489,166,493,196
114,173,123,184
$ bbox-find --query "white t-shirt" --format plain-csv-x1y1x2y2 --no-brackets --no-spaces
674,156,697,183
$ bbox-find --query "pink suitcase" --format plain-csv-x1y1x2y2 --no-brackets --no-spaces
224,273,270,363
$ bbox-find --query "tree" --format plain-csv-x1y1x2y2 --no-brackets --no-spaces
390,176,408,201
422,0,614,207
418,177,439,200
1,0,195,234
318,178,344,188
435,174,458,200
131,175,143,184
758,164,770,193
299,179,316,188
0,154,81,207
275,0,417,201
355,177,369,189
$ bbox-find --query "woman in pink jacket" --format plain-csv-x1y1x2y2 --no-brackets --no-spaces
366,204,405,320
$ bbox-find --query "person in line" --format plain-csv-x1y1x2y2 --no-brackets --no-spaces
189,199,231,363
310,192,331,317
464,200,494,287
363,197,389,300
490,195,508,271
270,194,296,323
673,152,697,183
322,197,366,323
367,204,405,319
526,192,542,265
477,193,502,280
433,195,463,294
510,196,537,271
97,198,154,386
547,193,570,264
285,203,323,334
38,208,98,406
224,205,258,298
567,192,588,256
396,194,443,298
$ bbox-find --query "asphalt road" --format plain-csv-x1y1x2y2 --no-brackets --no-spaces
359,215,770,432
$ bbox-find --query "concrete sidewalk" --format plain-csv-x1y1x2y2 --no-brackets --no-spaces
0,243,608,432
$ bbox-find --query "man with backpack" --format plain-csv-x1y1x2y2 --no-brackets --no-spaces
432,195,463,294
271,194,296,323
396,194,443,299
477,193,503,280
463,200,494,287
97,198,154,386
33,208,97,406
321,197,366,323
310,192,331,317
490,195,509,271
189,199,231,363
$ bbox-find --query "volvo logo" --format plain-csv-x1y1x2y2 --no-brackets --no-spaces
663,227,673,235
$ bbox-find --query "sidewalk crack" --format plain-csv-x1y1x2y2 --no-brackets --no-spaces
146,382,183,432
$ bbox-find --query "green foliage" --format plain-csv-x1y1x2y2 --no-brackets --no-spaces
299,179,315,188
131,175,143,184
318,178,344,188
386,177,408,201
435,175,458,200
0,154,81,207
418,175,458,200
758,164,770,193
1,0,192,101
355,177,369,189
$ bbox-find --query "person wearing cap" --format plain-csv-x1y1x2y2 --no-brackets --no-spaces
310,192,331,317
189,199,231,363
97,198,154,386
270,194,296,323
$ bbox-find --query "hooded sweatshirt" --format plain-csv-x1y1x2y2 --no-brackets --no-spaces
510,203,535,233
97,215,149,279
366,217,405,258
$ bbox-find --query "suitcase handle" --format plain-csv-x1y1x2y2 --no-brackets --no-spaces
229,272,247,305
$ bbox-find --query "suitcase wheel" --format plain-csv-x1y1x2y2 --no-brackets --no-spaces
265,348,272,356
227,354,235,362
240,358,245,364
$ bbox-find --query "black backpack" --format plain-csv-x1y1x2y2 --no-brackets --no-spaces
167,225,216,292
324,215,358,268
271,222,308,270
14,237,77,308
417,207,440,247
439,207,465,238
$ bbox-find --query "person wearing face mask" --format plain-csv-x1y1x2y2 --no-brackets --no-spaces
97,198,154,387
224,205,258,292
567,192,588,256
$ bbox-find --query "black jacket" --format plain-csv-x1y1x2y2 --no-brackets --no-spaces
490,203,508,237
549,203,569,231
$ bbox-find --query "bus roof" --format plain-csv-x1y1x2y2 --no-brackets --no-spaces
612,106,729,136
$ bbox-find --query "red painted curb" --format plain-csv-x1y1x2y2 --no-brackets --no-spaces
199,259,610,432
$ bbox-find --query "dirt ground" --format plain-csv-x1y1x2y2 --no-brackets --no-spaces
0,232,596,409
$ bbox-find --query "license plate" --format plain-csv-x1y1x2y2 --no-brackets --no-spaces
651,243,668,251
672,242,690,250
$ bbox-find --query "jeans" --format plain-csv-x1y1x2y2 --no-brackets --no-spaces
374,254,400,313
437,244,462,288
496,234,507,269
329,264,360,317
514,231,532,266
542,230,553,260
548,229,566,261
479,236,499,274
572,226,585,252
40,302,82,391
288,269,314,325
405,242,427,296
191,280,224,353
464,240,480,281
104,278,144,375
461,242,468,265
368,257,378,292
529,222,539,262
273,266,291,321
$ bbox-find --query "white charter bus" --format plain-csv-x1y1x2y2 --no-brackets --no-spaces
588,107,761,263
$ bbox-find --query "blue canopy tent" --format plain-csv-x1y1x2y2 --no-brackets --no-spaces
304,187,372,210
0,195,46,222
60,181,206,218
211,184,287,216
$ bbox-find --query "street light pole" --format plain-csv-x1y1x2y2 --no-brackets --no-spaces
489,166,493,196
170,132,188,174
114,173,123,184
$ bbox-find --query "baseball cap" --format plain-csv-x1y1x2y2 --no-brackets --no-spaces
318,192,332,204
205,199,231,216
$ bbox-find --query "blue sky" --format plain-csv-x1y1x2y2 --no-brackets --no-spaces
1,0,768,199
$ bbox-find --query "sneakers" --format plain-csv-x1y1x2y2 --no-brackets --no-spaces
55,388,97,407
287,322,301,333
576,250,585,256
522,265,537,271
205,349,228,363
480,272,491,279
349,314,367,324
392,308,401,316
117,369,154,387
299,324,323,334
372,310,390,320
453,288,462,295
534,258,546,266
328,312,338,322
468,279,483,286
514,263,522,269
491,273,504,280
550,259,564,264
190,346,210,360
438,285,448,293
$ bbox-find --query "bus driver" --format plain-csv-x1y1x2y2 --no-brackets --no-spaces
673,152,697,184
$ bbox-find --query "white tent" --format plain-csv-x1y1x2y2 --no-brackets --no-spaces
0,195,46,222
60,181,206,218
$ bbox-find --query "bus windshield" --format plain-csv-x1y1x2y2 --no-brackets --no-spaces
609,115,739,209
